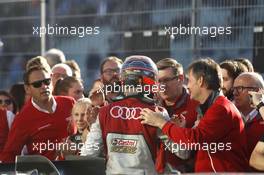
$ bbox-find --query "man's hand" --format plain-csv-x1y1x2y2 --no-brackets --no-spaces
171,112,186,128
139,106,168,129
248,90,264,107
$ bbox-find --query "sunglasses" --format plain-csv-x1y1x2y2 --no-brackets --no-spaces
0,99,12,105
29,78,51,88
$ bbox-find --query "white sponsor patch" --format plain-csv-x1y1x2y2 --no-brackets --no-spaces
110,138,138,154
111,138,138,147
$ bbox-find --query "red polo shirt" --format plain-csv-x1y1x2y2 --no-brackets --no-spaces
0,96,75,163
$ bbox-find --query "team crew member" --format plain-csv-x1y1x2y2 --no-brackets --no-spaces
99,56,123,103
0,109,15,153
81,56,169,174
0,65,75,163
140,58,249,172
248,90,264,171
232,72,264,170
157,58,198,128
220,60,247,101
156,58,199,172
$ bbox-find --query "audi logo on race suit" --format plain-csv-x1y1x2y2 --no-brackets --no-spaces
110,106,143,120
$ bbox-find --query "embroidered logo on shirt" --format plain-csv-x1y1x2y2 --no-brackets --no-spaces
38,124,51,131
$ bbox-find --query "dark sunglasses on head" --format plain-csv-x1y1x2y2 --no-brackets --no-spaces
0,99,12,105
29,78,51,88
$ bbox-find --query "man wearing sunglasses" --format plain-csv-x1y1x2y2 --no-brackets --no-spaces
233,72,264,171
0,65,75,163
156,58,199,172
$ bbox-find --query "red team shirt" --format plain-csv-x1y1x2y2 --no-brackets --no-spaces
0,96,75,163
245,114,264,159
244,114,264,171
162,96,249,172
161,88,199,170
161,88,198,128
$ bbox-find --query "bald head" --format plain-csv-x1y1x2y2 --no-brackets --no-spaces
233,72,264,115
235,72,264,89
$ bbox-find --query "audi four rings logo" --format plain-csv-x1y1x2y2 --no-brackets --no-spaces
110,106,142,120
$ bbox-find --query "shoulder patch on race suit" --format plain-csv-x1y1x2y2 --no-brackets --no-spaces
106,133,157,175
110,106,142,120
110,138,138,154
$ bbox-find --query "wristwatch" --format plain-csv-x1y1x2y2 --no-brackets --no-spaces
256,100,264,111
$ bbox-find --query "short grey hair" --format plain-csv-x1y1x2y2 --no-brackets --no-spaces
52,63,73,76
44,48,66,68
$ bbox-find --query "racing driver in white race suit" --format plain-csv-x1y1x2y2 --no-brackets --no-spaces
81,55,169,174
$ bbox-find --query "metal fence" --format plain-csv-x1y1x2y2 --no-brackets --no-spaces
0,0,264,90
